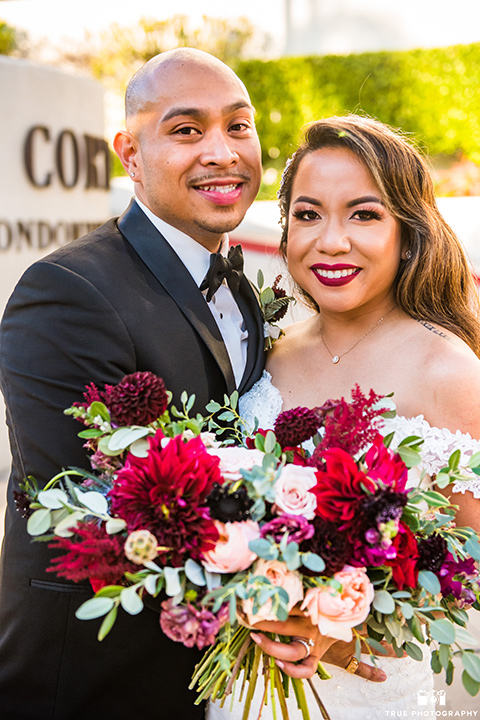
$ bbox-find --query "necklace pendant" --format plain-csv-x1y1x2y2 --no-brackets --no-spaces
332,355,340,364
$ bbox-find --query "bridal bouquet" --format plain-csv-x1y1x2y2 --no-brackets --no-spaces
17,371,480,720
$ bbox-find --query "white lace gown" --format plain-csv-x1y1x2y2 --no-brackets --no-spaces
207,371,480,720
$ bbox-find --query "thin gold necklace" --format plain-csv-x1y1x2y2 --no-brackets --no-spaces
320,306,396,364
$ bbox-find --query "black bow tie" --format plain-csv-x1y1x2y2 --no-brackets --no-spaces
200,245,244,302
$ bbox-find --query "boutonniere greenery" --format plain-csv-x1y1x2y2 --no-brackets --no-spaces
256,270,295,350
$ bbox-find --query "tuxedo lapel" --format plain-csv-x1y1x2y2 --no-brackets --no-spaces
233,276,265,395
117,201,236,394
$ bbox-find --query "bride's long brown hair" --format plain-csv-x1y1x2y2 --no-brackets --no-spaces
278,115,480,356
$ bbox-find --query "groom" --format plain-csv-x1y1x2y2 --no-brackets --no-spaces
0,49,264,720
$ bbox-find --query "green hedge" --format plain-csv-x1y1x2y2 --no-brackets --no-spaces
237,42,480,180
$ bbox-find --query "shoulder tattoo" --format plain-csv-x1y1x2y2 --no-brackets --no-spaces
417,319,451,342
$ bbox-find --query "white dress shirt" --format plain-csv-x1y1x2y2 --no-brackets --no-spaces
135,198,248,386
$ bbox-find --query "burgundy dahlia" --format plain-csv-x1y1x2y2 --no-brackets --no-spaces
417,534,448,573
13,490,33,519
109,431,222,566
274,406,322,448
106,371,169,426
361,487,408,527
300,517,352,575
47,520,137,585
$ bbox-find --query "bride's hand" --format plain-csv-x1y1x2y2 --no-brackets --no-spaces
242,611,391,682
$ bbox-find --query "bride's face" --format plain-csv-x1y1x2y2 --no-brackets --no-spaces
286,146,403,317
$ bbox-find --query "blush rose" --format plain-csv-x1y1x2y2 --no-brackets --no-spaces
208,447,265,481
301,565,374,642
201,520,260,574
274,464,317,519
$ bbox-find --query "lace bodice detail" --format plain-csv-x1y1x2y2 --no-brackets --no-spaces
239,371,480,498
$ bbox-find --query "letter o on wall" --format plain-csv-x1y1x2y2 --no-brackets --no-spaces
56,130,79,189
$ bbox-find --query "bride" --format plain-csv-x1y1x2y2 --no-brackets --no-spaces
208,115,480,719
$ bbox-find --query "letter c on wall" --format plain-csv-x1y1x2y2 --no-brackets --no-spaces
24,125,53,188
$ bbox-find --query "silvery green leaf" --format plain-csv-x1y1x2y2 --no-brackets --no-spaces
144,574,159,596
205,571,222,590
418,569,441,596
264,430,277,455
143,560,162,572
462,669,480,696
27,508,52,536
464,536,480,561
429,619,456,645
98,435,124,457
105,517,127,534
257,269,264,288
439,643,451,670
372,590,395,614
455,626,479,648
185,558,206,587
469,451,480,469
404,642,423,661
108,426,150,452
462,652,480,682
385,615,401,638
399,602,414,619
74,490,108,515
53,510,85,537
301,552,326,573
164,566,182,597
249,538,278,560
120,587,144,615
38,488,69,509
75,596,114,620
129,437,150,457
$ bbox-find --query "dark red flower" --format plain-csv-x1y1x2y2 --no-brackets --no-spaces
364,435,408,492
274,406,323,448
385,522,419,590
312,447,376,530
109,431,221,566
269,275,290,322
47,520,136,585
312,385,387,459
105,371,169,426
438,553,477,599
300,517,353,575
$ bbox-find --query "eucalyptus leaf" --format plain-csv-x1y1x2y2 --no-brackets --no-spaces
301,552,325,573
74,489,108,515
144,574,160,596
418,569,441,596
396,446,422,468
98,435,124,457
27,508,52,536
164,566,182,597
439,643,451,670
462,669,480,696
464,536,480,561
75,596,114,620
108,426,150,452
429,618,456,645
372,590,395,614
120,587,144,615
404,642,423,661
454,626,479,647
129,438,150,458
185,558,206,587
461,651,480,682
249,538,278,560
105,517,127,534
53,510,85,538
264,430,277,455
257,269,264,288
38,488,69,509
399,602,414,619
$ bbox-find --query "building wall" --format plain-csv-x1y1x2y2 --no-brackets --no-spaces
0,57,110,474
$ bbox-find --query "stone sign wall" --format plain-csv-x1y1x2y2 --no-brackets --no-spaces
0,56,110,472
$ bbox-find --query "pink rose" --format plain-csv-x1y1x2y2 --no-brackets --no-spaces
208,447,265,481
301,566,374,642
274,465,317,519
242,559,304,625
201,520,260,573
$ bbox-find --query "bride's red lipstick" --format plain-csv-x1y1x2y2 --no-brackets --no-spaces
311,263,361,287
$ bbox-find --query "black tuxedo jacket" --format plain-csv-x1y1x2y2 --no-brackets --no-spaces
0,201,265,720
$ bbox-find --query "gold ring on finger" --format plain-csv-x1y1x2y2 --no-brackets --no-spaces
345,655,360,674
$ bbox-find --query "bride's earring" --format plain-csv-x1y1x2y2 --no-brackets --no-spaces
405,250,412,259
